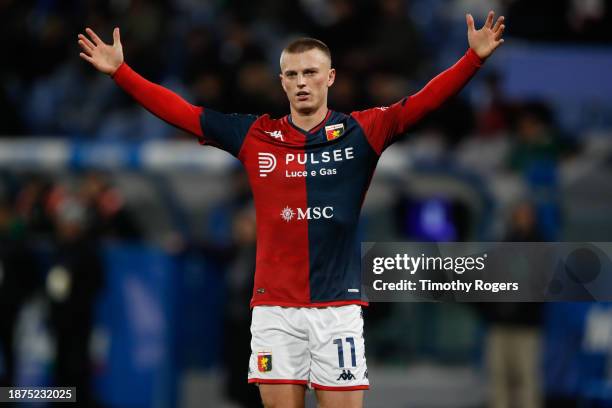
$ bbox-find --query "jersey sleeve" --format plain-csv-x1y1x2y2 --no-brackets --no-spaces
351,48,483,155
199,109,257,157
112,62,203,137
113,62,256,157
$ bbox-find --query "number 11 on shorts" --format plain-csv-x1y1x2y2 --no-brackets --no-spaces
333,337,356,368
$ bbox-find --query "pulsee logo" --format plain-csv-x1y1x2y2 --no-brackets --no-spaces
257,148,354,178
258,153,277,177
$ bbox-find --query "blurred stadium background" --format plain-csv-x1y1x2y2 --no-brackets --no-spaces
1,0,612,407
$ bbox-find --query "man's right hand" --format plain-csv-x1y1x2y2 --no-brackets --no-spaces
78,27,124,76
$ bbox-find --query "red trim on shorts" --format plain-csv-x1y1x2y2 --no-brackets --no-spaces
248,378,308,385
310,383,370,391
250,300,369,308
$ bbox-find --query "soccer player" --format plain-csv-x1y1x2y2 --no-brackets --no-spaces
78,11,505,408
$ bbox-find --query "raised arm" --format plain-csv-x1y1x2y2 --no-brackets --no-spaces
78,27,203,137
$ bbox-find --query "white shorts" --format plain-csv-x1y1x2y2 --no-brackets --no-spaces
248,305,369,391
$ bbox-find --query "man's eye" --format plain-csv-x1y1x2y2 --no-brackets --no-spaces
286,73,296,78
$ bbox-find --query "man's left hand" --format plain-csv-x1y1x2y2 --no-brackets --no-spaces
467,11,506,60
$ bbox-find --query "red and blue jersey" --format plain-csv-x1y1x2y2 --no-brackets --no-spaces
113,48,483,308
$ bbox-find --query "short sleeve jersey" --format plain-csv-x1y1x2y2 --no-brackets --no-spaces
200,101,414,308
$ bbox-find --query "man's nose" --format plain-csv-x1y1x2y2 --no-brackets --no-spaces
297,73,306,86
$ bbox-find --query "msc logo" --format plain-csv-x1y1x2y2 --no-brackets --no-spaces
258,153,276,177
280,206,334,222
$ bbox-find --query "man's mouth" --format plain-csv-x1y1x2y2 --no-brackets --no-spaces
296,91,310,101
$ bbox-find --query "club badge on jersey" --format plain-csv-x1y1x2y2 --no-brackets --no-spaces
325,123,344,141
257,352,273,372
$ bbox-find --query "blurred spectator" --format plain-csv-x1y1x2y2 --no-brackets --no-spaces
222,205,259,408
508,102,565,173
306,0,373,70
233,61,286,117
504,201,544,242
479,202,546,408
419,96,476,146
475,71,513,137
507,101,576,240
365,0,425,77
481,300,544,408
329,73,361,113
0,198,41,387
119,0,170,79
79,172,142,240
366,73,410,108
46,197,104,407
201,168,260,407
14,175,55,237
567,0,612,42
183,25,222,82
219,19,267,71
164,167,259,407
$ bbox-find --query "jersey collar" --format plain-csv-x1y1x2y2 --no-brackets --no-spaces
287,109,332,136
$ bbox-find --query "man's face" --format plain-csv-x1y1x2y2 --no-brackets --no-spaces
279,48,335,115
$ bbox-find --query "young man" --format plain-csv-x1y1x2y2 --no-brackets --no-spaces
78,11,505,408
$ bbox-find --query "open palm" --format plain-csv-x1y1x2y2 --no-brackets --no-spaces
467,11,506,60
78,27,124,76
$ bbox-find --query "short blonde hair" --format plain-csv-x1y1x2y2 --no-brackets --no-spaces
282,38,331,63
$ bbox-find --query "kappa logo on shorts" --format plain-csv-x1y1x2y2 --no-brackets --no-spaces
336,369,356,381
257,352,272,372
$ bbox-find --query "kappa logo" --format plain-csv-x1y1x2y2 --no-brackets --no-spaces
375,106,389,111
337,369,356,381
258,153,277,177
264,130,284,141
280,206,334,222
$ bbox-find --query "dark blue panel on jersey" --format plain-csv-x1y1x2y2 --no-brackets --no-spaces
304,112,379,302
200,109,257,157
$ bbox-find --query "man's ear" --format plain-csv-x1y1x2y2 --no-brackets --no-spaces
328,68,336,87
279,73,287,93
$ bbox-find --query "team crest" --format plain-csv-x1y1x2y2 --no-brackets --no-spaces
325,123,344,141
257,352,272,372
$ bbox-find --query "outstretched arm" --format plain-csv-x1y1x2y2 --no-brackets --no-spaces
78,27,203,137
